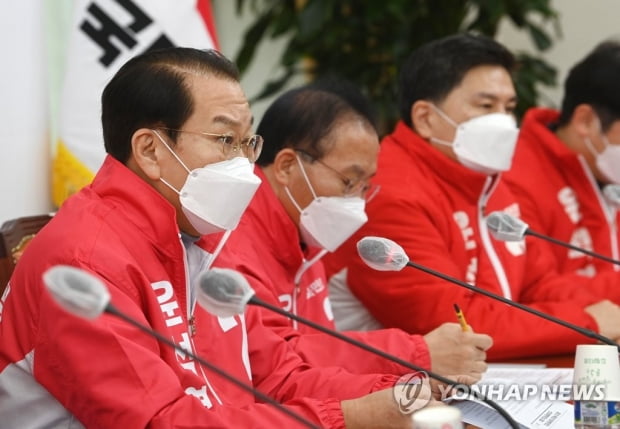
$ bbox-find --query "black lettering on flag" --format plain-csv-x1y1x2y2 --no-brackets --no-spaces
142,34,175,54
80,0,153,67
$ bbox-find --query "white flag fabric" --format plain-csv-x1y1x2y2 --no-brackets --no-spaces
53,0,218,206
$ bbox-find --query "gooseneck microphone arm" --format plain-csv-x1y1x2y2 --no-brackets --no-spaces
403,259,619,349
43,265,319,429
103,304,319,429
247,295,520,429
525,228,620,267
486,211,620,266
199,267,519,428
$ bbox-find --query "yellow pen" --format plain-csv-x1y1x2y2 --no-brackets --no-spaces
453,303,470,332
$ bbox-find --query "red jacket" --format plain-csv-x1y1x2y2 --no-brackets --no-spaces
0,156,398,429
202,168,431,375
503,108,620,285
324,122,604,360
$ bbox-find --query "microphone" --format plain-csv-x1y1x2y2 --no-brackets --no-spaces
197,267,256,317
486,211,620,267
356,236,619,350
42,265,319,429
198,267,520,429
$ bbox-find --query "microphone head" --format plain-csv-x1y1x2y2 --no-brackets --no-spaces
485,211,529,242
42,265,110,320
356,236,409,271
197,268,255,318
603,184,620,208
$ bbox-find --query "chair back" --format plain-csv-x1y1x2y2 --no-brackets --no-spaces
0,214,54,295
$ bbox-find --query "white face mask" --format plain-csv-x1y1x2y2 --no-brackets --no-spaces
154,130,261,235
430,105,519,175
584,130,620,185
285,156,368,252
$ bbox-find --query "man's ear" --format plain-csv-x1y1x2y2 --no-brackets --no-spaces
411,100,435,139
271,148,299,186
130,128,164,180
571,104,599,138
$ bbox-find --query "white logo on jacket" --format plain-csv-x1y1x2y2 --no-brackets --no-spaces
570,228,596,277
278,278,332,322
306,278,325,299
151,280,218,408
557,188,595,267
453,211,476,250
569,227,593,258
278,294,292,312
453,211,478,283
152,280,183,327
501,203,525,257
558,187,582,224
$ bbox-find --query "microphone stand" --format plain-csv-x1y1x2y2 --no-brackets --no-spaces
404,260,619,349
525,228,620,266
248,296,521,429
486,211,620,266
105,303,319,429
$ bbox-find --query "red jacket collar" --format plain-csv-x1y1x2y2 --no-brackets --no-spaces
242,168,323,273
519,107,581,163
388,121,493,202
90,155,182,257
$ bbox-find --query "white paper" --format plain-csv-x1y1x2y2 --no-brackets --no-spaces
451,398,573,429
446,367,576,429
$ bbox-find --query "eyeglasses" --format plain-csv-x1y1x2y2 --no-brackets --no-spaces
159,128,263,163
296,150,380,201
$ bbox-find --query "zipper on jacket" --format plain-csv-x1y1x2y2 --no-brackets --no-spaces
177,234,224,406
183,230,233,337
292,249,328,330
179,234,195,337
478,176,512,299
610,221,619,271
188,316,197,336
291,285,299,330
578,157,620,271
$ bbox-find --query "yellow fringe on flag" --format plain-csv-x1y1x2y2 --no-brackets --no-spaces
52,141,95,207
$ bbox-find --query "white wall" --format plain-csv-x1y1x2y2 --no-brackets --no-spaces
0,1,52,225
213,1,307,127
497,0,620,108
2,0,620,225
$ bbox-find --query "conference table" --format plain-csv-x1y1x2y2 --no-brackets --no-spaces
494,354,575,368
460,354,576,429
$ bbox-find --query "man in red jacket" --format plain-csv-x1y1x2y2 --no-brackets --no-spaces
204,79,492,380
503,41,620,286
323,34,620,361
0,48,422,429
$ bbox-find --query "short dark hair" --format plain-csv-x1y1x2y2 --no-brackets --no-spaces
256,78,378,166
101,47,240,163
398,33,516,128
558,40,620,131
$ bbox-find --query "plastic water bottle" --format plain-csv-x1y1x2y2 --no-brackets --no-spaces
574,400,620,428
